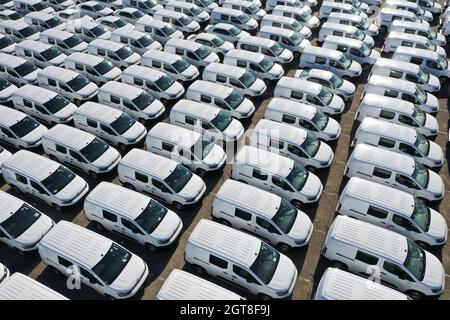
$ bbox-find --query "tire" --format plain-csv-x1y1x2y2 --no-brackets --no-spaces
192,264,207,276
331,260,348,270
74,99,81,106
439,76,447,84
416,241,430,250
217,218,231,227
277,243,292,253
138,118,147,125
49,154,57,161
52,203,63,212
160,98,168,106
53,266,61,275
89,171,98,180
123,183,135,191
118,143,127,152
291,200,302,209
362,63,371,71
94,221,104,232
15,248,25,256
196,168,207,178
306,166,316,174
173,201,184,211
380,25,387,33
145,243,157,252
257,293,272,300
406,290,424,300
12,185,21,194
342,75,350,81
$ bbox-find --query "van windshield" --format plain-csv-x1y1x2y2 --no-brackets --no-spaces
210,36,224,47
191,7,203,15
64,35,83,48
179,15,193,26
191,137,215,159
318,88,333,105
403,239,425,280
349,6,361,15
361,44,371,56
248,4,259,14
360,17,370,29
161,25,176,36
10,116,39,138
155,75,174,91
172,58,190,72
0,36,13,49
238,13,250,23
80,137,109,162
137,34,154,47
92,243,132,285
250,242,280,285
411,162,429,188
0,77,11,90
311,110,329,130
338,55,351,69
194,46,211,60
425,40,436,51
94,59,114,75
211,110,232,131
145,0,158,7
329,74,343,88
291,20,302,32
92,3,106,10
135,200,168,234
201,0,213,5
412,107,426,125
132,91,155,110
115,46,133,59
301,132,320,156
14,61,37,77
417,68,429,84
47,17,62,28
239,71,256,87
412,198,430,231
354,29,365,40
42,166,76,195
286,162,308,191
0,204,41,238
229,26,241,36
19,26,38,38
67,75,90,91
413,133,429,155
225,90,244,109
164,164,192,193
110,112,135,134
260,57,274,71
91,25,107,36
414,88,427,103
114,18,128,28
270,43,284,56
272,199,297,233
31,1,49,11
43,95,70,113
41,47,61,61
132,10,145,18
437,56,448,69
289,32,303,45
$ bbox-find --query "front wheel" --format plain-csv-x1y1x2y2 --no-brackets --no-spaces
439,76,447,84
145,243,157,252
291,200,302,209
94,221,104,232
257,293,272,300
406,290,424,300
196,168,207,178
216,218,231,227
362,63,371,71
277,243,292,253
52,203,63,212
173,201,184,211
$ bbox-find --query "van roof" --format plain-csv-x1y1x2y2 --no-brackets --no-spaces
75,102,123,123
155,9,187,18
380,7,416,17
391,19,429,30
358,117,417,144
328,216,408,265
322,22,357,33
216,179,282,218
0,191,26,224
167,0,197,9
86,182,151,220
302,46,343,59
45,124,96,150
259,25,295,37
387,31,427,43
188,219,262,268
238,35,275,47
343,177,415,218
142,49,184,64
373,57,420,73
386,0,420,8
226,48,264,62
99,81,144,99
273,4,308,14
39,65,80,82
124,65,165,82
321,1,354,9
158,269,243,300
0,53,28,68
149,122,200,149
41,28,73,40
89,38,124,51
263,13,296,23
66,52,103,66
394,46,440,59
13,84,58,104
0,104,27,127
0,20,30,30
166,38,202,50
235,145,294,177
223,0,255,8
172,99,220,121
15,0,42,4
254,119,308,145
328,12,363,22
39,220,115,269
266,97,316,119
324,35,363,48
2,150,60,182
187,80,233,98
350,143,416,175
208,22,238,31
0,273,68,300
204,62,246,77
360,93,415,114
367,74,417,92
135,17,168,28
212,6,243,15
317,268,408,300
120,148,177,179
277,76,321,95
24,11,54,20
112,27,145,39
16,39,51,52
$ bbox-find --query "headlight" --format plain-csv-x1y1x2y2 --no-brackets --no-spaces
118,290,131,297
158,238,170,244
432,287,442,294
276,289,288,297
436,237,445,243
295,239,306,245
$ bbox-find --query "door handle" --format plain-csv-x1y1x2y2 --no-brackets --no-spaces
223,272,228,275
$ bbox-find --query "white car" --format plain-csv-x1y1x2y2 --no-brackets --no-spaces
205,23,250,45
77,1,113,19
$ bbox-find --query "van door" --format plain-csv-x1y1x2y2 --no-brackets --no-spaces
150,177,174,203
231,264,259,293
255,216,281,244
120,217,145,243
30,179,52,203
380,260,411,291
388,214,421,240
78,266,107,295
69,148,89,170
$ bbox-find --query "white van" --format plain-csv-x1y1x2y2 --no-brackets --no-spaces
77,1,113,19
204,23,250,45
37,66,98,105
0,53,39,85
0,146,11,173
0,263,8,284
134,18,184,45
314,268,410,300
257,26,311,59
95,0,123,10
118,148,206,210
153,9,200,35
97,81,165,123
337,177,447,247
0,190,54,253
164,38,220,70
222,0,265,21
413,0,442,13
370,58,440,92
0,34,15,54
23,11,64,31
95,15,133,31
39,29,87,55
353,117,443,168
15,40,66,68
384,0,433,21
318,22,374,47
251,119,334,169
384,32,446,57
39,220,149,299
260,14,311,39
85,182,182,251
157,269,244,300
12,84,77,125
0,273,67,300
185,218,298,299
232,145,323,206
272,5,320,29
377,8,424,33
0,20,39,42
47,0,75,11
122,0,163,15
56,8,91,22
2,150,89,211
299,46,362,79
266,0,316,12
202,62,267,98
327,12,379,36
224,49,284,82
111,28,161,55
0,104,47,149
186,80,255,119
390,20,446,46
64,52,121,86
274,76,345,115
236,35,293,65
121,65,184,104
146,122,226,176
179,0,219,13
13,0,54,14
264,98,341,141
441,15,450,37
392,47,450,83
165,0,210,23
187,32,234,60
213,179,313,251
66,19,111,43
357,94,438,137
344,143,444,201
0,77,16,103
73,102,146,151
87,39,140,70
210,7,258,32
319,2,368,20
363,75,439,113
322,215,445,299
169,99,245,143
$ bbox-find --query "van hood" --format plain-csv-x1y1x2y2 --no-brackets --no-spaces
267,253,297,294
143,99,165,118
362,34,374,48
219,40,234,52
270,63,284,79
255,9,266,20
247,18,258,30
207,2,218,10
300,26,312,39
204,52,220,64
328,94,344,114
169,30,184,39
151,209,182,241
55,175,88,203
0,149,11,169
358,2,369,12
425,170,444,199
41,7,56,14
0,82,16,102
424,114,438,134
339,79,356,96
187,21,200,32
235,97,255,117
197,11,209,21
124,52,140,65
421,250,445,293
166,81,184,98
249,78,267,95
0,264,8,281
22,124,47,146
305,15,320,28
77,82,98,98
222,118,244,141
298,39,311,51
103,66,121,81
48,53,66,67
99,7,113,16
92,146,121,170
427,208,447,241
146,41,162,51
368,23,379,36
287,210,313,243
349,61,362,76
15,214,53,247
122,122,146,142
178,174,206,201
368,48,380,63
1,43,15,54
423,10,433,21
236,30,250,39
426,140,443,166
434,32,446,46
435,45,446,57
300,172,322,201
202,143,226,168
323,117,341,140
313,142,334,166
424,93,439,113
23,69,39,83
279,48,293,63
109,254,147,293
177,64,198,80
53,101,77,120
432,2,442,12
26,33,40,41
427,74,440,91
72,42,88,52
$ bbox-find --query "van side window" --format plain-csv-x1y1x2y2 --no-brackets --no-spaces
378,137,395,148
152,178,172,193
333,31,344,36
379,110,395,120
23,99,33,108
24,50,32,57
237,60,247,68
200,94,211,103
217,75,226,83
425,60,439,69
97,49,106,56
48,79,57,87
110,95,121,104
256,217,280,234
185,116,196,125
87,119,98,127
30,180,47,194
121,218,143,234
290,91,303,100
241,44,258,52
315,56,326,64
48,38,56,45
152,61,161,68
389,70,403,79
58,256,72,268
162,142,174,152
383,261,414,281
175,48,184,55
16,173,27,184
70,150,86,163
410,57,423,64
405,73,419,82
220,14,228,21
281,114,296,124
269,35,279,41
372,167,391,179
355,250,378,265
273,22,281,28
270,138,284,149
398,114,418,127
120,36,128,44
134,78,143,86
401,41,413,48
272,176,292,191
134,171,148,183
235,208,252,221
331,8,340,12
384,89,398,98
56,144,67,153
229,78,244,88
103,210,118,222
367,205,388,219
75,63,84,71
233,265,258,283
252,168,268,180
209,255,228,269
80,267,101,284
